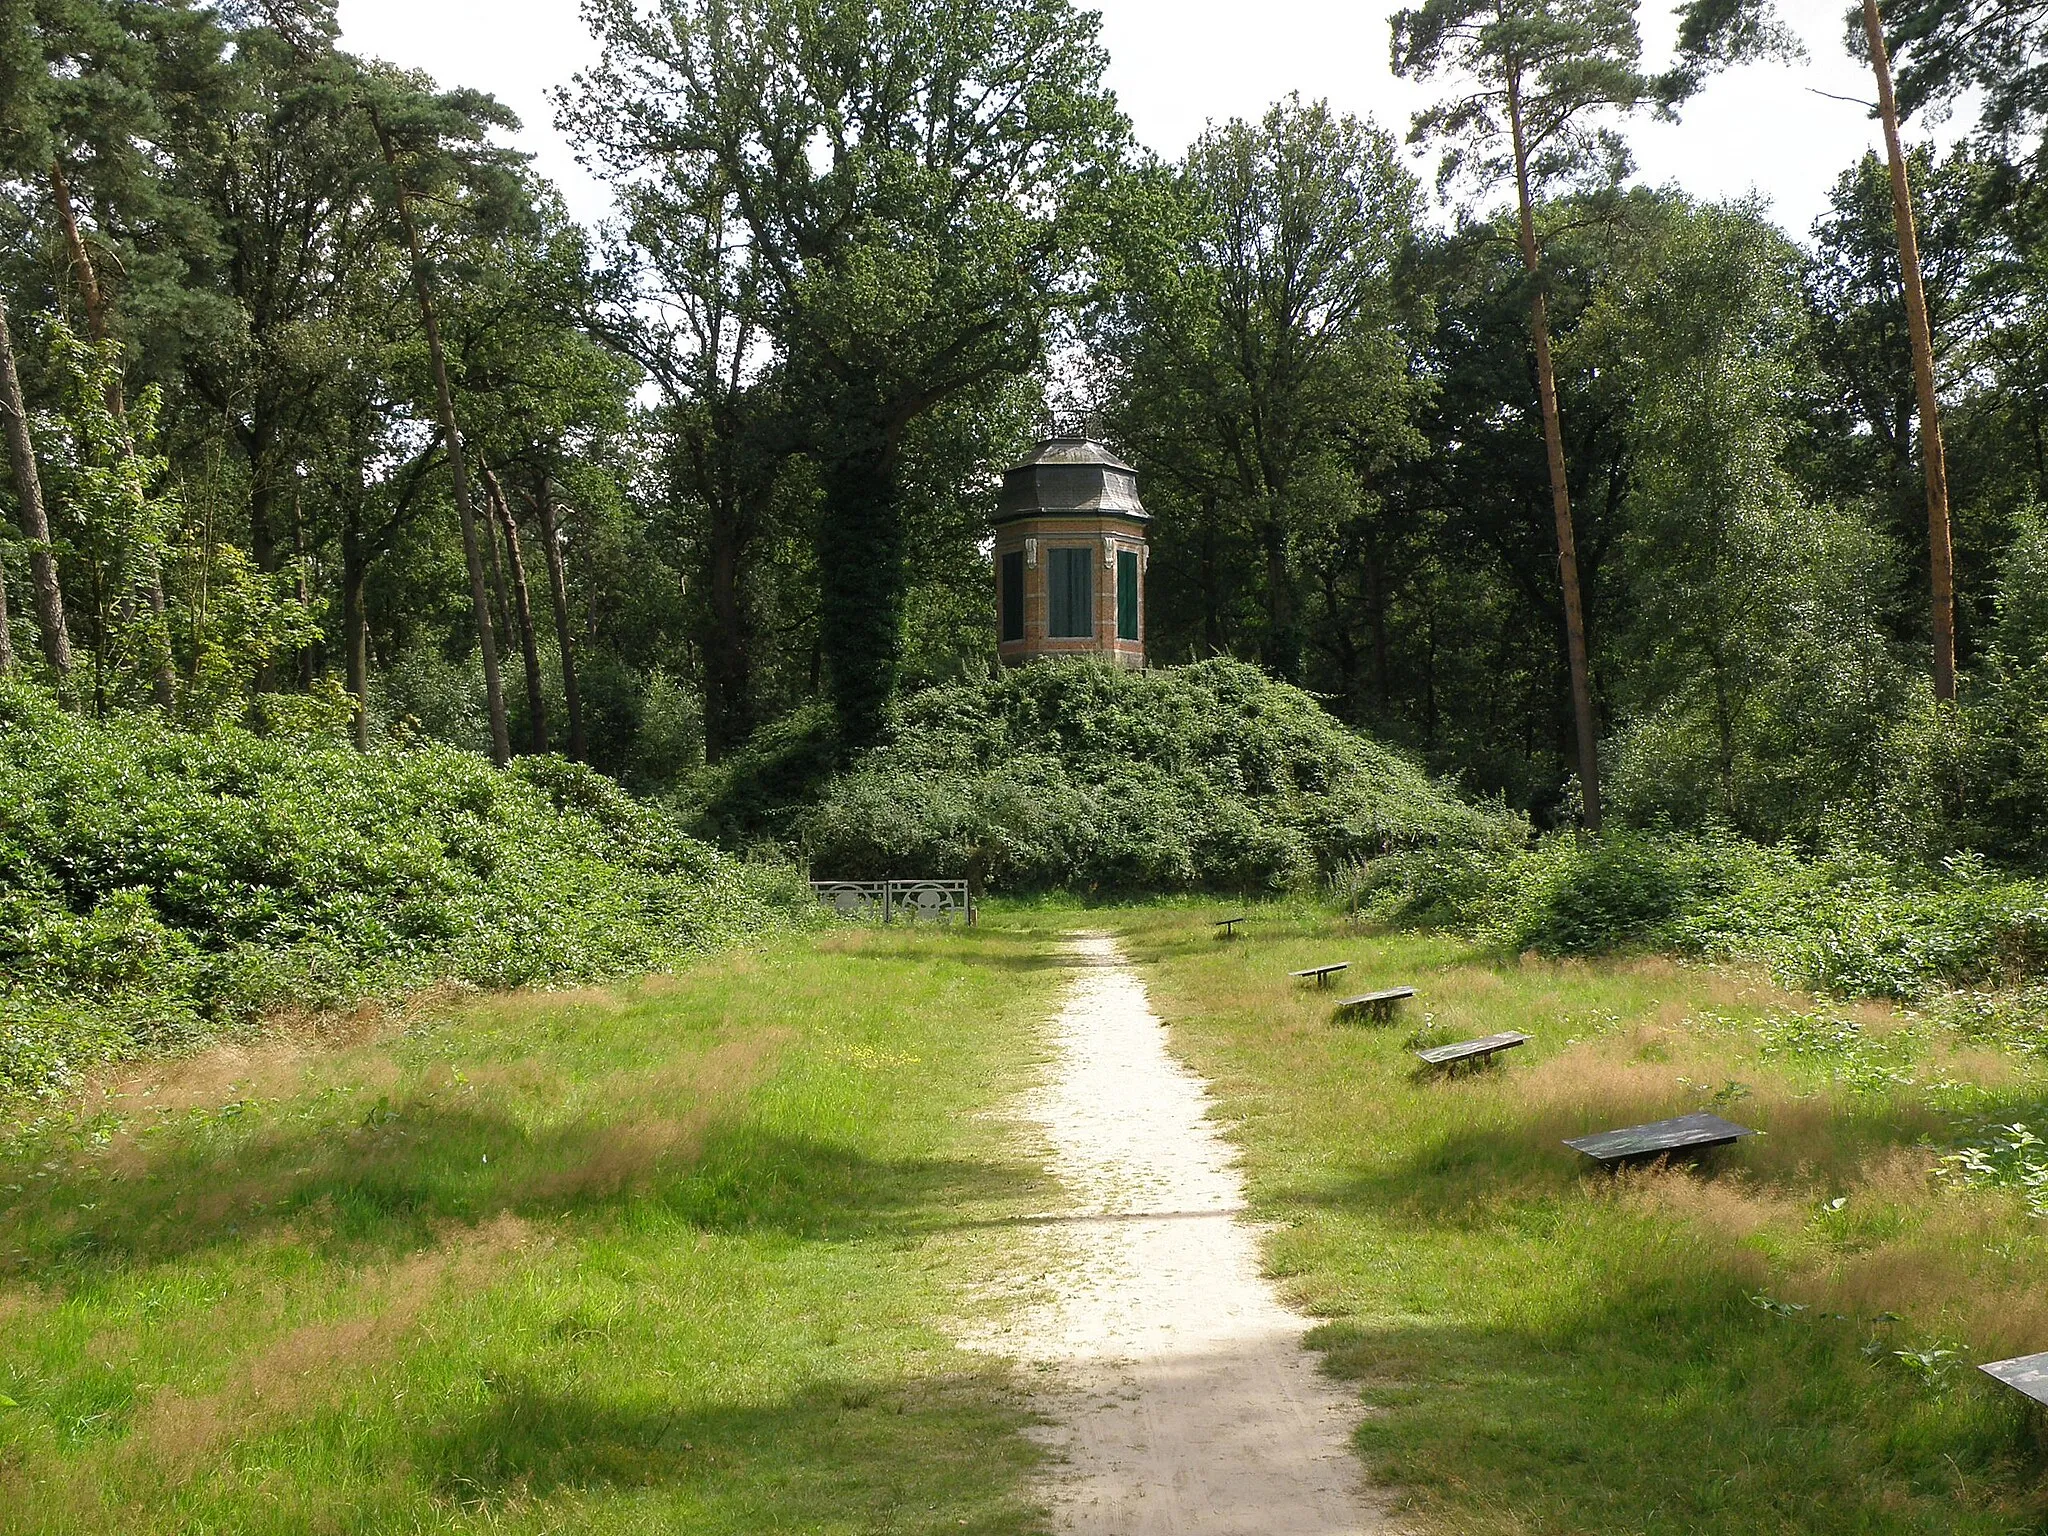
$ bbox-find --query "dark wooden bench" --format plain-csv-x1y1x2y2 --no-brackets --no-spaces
1290,962,1350,988
1415,1030,1526,1069
1334,985,1415,1021
1982,1351,2048,1406
1214,916,1248,939
1564,1112,1756,1166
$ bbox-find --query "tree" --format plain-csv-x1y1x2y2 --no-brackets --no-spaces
1886,0,2048,167
583,172,792,760
1387,195,1652,812
483,465,547,752
363,71,532,767
1100,96,1428,683
565,0,1127,751
1390,0,1785,829
2,0,234,710
528,470,586,760
1594,200,1809,827
1857,0,1959,702
36,322,178,714
0,293,74,690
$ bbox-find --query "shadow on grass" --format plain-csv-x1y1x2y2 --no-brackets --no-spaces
418,1369,1037,1532
1,1109,1056,1283
1309,1268,2048,1535
1271,1080,2015,1233
815,922,1096,973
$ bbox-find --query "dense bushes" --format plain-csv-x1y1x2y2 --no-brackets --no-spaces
0,686,809,1096
1348,833,2048,1000
798,659,1520,891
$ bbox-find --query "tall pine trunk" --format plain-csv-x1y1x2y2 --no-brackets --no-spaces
342,462,371,750
0,546,14,674
0,295,74,693
1509,74,1602,831
1862,0,1958,703
485,468,547,754
371,110,510,766
291,480,317,689
531,475,585,761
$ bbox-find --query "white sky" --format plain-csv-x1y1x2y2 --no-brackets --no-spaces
335,0,1978,244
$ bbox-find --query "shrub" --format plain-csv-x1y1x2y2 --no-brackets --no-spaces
0,684,810,1097
797,659,1522,892
1353,830,2048,1000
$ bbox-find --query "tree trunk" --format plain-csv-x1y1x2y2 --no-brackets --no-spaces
0,295,74,694
342,467,370,751
1261,504,1299,681
531,474,585,761
52,161,175,710
483,469,512,644
49,163,122,417
1508,74,1603,831
485,468,547,754
291,478,318,689
816,421,904,755
1862,0,1958,704
0,547,14,674
701,492,753,763
1366,548,1390,717
1199,490,1226,656
371,109,510,766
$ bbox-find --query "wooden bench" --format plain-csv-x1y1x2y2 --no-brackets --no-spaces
1981,1351,2048,1406
1334,985,1415,1022
1214,916,1248,939
1415,1030,1526,1070
1564,1112,1756,1167
1290,962,1350,988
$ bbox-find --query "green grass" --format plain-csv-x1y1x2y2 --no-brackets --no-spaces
16,898,2048,1534
1001,901,2048,1536
0,923,1070,1534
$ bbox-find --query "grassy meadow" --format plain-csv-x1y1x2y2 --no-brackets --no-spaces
9,899,2048,1535
0,923,1068,1535
1018,902,2048,1536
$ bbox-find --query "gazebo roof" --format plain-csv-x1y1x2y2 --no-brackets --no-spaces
993,436,1148,525
1009,437,1136,472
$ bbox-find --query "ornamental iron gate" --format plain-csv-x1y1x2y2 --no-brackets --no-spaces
809,880,974,925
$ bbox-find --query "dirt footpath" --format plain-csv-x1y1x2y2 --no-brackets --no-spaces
974,933,1393,1535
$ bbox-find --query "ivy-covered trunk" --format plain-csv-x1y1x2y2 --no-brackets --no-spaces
816,419,907,755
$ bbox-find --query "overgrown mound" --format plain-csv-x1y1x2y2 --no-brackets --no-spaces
801,659,1520,891
0,686,809,1096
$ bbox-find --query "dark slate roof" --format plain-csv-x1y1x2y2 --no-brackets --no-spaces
1010,437,1136,472
993,437,1148,525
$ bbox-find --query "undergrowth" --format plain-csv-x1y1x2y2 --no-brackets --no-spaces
0,685,810,1098
1345,833,2048,1003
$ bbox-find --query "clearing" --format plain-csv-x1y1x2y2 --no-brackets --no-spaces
5,904,2048,1534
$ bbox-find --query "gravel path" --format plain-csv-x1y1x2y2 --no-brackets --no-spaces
974,933,1392,1535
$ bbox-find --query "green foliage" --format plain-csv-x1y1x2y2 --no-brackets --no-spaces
568,0,1128,748
35,321,180,709
687,701,843,849
798,659,1519,892
1097,95,1428,682
1938,1121,2048,1217
1354,831,2048,999
0,683,809,1097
